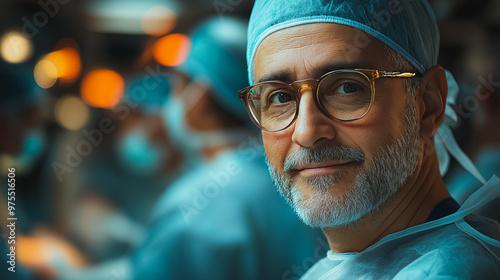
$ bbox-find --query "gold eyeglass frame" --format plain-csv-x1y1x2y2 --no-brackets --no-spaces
238,69,416,132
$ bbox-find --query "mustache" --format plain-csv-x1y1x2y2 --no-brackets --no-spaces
283,145,365,172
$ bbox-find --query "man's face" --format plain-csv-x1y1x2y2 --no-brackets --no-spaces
253,23,423,228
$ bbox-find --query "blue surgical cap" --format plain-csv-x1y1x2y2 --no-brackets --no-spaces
123,72,170,115
247,0,439,83
178,16,250,123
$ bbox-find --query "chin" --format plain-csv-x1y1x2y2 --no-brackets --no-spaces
290,179,371,228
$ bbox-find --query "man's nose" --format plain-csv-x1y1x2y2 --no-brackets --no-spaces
291,86,336,147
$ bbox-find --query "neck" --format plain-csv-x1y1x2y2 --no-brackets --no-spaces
322,151,451,253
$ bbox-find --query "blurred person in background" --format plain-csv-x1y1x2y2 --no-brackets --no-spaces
0,63,46,279
0,63,49,233
0,64,46,179
116,72,183,181
26,72,184,280
131,16,325,280
0,64,89,279
51,72,183,264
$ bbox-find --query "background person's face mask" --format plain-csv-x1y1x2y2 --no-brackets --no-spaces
163,81,205,160
117,128,168,175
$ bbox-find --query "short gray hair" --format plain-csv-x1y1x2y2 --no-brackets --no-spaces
384,45,422,101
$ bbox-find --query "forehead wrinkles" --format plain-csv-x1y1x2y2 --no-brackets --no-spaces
254,32,325,79
261,27,331,51
253,23,378,81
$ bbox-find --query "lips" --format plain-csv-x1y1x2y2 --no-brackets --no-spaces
297,160,356,176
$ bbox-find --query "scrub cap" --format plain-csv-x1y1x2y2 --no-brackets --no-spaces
247,0,438,83
179,16,250,124
123,72,170,115
247,0,487,183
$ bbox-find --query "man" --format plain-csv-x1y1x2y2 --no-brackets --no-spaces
239,0,500,278
131,16,323,280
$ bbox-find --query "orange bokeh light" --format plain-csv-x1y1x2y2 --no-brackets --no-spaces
81,69,124,108
45,47,81,82
153,33,191,66
17,235,87,278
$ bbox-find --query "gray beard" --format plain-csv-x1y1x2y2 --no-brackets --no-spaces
266,102,421,228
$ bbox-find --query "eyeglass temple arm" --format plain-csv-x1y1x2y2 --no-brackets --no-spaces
378,70,416,78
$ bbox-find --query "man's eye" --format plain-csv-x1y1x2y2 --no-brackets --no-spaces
270,91,293,104
337,82,361,94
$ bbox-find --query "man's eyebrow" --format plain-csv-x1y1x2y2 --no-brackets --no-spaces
257,63,369,84
257,72,291,84
315,63,366,77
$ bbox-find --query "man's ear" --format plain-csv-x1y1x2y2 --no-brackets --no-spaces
418,65,448,140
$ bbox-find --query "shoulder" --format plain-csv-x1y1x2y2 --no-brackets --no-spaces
393,220,500,279
300,220,500,280
394,245,500,279
147,149,298,241
152,151,276,217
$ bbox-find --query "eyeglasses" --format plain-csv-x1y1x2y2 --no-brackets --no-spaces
238,69,416,131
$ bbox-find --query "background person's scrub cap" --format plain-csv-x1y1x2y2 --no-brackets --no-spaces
123,72,170,115
179,16,250,124
247,0,487,184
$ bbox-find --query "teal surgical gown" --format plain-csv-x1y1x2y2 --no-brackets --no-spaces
301,175,500,280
